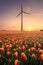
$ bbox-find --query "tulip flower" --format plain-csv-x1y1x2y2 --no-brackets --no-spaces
14,59,20,65
31,54,36,59
0,48,4,53
6,51,11,57
39,54,43,62
20,52,27,61
14,51,18,59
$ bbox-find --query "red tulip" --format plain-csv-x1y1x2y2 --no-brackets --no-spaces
14,52,18,59
38,43,42,48
14,59,20,65
22,45,26,51
18,47,21,50
20,52,27,61
13,48,16,52
6,51,11,57
25,45,28,48
32,54,36,59
39,54,43,61
0,39,2,44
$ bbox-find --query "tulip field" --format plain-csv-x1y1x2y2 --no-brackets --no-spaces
0,31,43,65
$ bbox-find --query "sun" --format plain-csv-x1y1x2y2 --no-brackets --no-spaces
28,27,32,31
24,26,32,31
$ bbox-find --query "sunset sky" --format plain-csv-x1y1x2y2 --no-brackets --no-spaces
0,0,43,31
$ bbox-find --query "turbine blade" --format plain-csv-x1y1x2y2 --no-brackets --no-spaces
21,3,23,10
23,11,30,15
16,12,21,17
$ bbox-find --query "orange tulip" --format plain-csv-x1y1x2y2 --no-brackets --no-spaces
0,48,4,53
31,47,36,52
28,49,31,53
39,50,43,54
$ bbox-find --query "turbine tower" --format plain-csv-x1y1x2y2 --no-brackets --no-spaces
16,4,30,32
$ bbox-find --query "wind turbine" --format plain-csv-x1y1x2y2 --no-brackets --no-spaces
16,4,30,32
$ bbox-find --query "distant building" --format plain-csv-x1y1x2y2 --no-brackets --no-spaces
40,30,43,31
